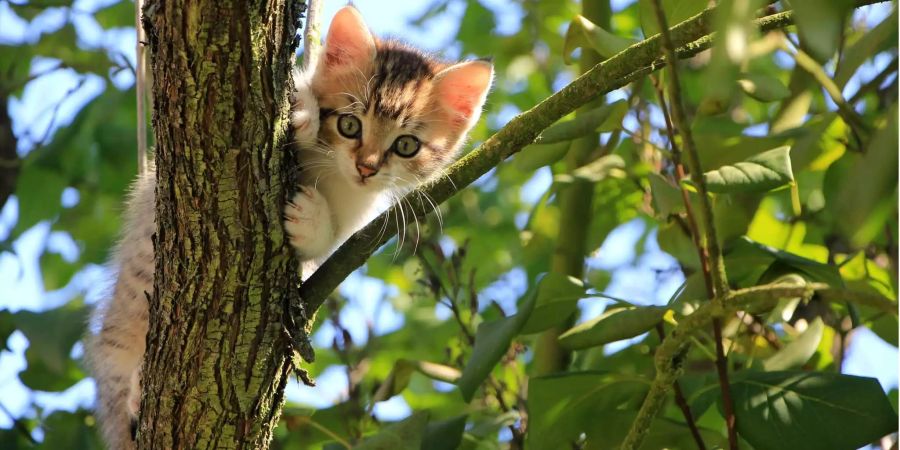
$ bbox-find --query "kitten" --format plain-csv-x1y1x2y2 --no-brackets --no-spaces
86,6,492,450
285,6,493,268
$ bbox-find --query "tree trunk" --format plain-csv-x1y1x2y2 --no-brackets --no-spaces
138,1,309,448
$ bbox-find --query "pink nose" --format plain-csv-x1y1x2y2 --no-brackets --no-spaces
356,164,378,178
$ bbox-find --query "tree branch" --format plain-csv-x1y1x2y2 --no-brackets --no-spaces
648,0,737,446
298,6,806,313
620,282,896,450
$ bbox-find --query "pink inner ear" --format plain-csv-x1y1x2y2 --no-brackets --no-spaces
323,7,375,70
435,62,493,126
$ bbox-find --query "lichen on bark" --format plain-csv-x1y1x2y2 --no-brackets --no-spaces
139,1,310,448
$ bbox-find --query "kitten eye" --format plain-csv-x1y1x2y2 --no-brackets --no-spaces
337,114,362,139
392,135,421,158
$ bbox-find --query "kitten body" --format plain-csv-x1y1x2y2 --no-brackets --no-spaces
86,6,491,449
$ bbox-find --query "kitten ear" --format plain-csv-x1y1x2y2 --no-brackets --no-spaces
433,60,494,129
321,6,376,72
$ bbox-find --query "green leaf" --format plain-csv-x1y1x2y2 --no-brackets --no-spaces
648,173,683,217
40,249,78,291
14,299,86,391
535,100,627,145
731,371,898,450
457,275,539,402
832,105,899,247
638,0,707,38
36,409,101,450
94,0,136,29
34,24,113,75
583,410,727,450
354,411,429,450
834,9,898,87
737,73,791,102
0,310,15,352
11,166,67,237
420,415,467,450
692,120,804,170
527,371,648,449
514,141,570,171
554,154,625,184
520,272,586,335
869,314,899,347
788,0,857,62
725,237,843,288
762,317,824,370
372,359,417,403
564,15,636,64
702,146,794,193
558,306,666,350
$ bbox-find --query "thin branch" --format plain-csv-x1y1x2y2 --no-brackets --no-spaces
620,283,897,450
302,0,322,71
647,0,735,447
136,0,148,175
655,324,707,450
298,5,807,314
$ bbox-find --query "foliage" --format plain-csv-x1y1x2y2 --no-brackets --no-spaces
0,0,897,449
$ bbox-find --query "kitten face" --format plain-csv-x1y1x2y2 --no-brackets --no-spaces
307,6,493,192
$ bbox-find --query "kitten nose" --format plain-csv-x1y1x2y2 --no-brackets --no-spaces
356,163,378,178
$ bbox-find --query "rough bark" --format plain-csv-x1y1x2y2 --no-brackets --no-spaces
138,1,309,449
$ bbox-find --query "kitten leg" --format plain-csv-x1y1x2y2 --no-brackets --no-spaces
284,186,335,259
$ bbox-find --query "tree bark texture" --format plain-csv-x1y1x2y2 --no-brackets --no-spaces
139,1,309,448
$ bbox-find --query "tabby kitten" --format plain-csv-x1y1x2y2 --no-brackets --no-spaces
86,6,492,450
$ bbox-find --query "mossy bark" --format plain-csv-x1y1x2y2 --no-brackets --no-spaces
138,1,308,448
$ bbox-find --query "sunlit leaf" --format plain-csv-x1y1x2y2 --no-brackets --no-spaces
527,371,648,449
731,371,898,450
515,141,570,171
762,317,824,370
832,105,898,247
558,306,666,350
702,146,793,193
534,100,627,145
94,0,136,29
564,15,636,64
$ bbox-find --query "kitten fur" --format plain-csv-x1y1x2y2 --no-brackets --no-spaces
86,6,492,449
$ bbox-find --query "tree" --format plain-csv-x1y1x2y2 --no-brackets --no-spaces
0,0,897,449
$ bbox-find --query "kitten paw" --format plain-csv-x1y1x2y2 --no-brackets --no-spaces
284,186,334,259
291,76,320,147
127,368,141,420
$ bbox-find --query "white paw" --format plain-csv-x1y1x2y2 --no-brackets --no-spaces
291,74,320,147
284,186,334,259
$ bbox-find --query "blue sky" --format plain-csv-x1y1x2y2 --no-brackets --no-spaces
0,0,896,436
